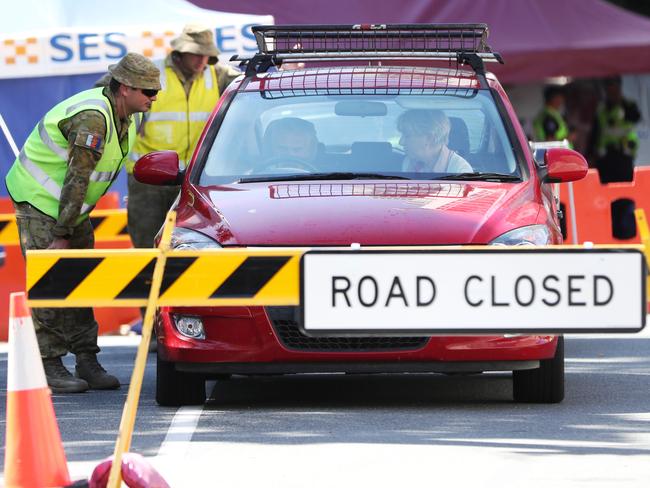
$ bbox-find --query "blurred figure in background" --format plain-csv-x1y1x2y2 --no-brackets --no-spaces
588,76,641,183
126,24,240,249
533,85,575,145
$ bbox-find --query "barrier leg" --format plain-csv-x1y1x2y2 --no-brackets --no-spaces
107,211,176,488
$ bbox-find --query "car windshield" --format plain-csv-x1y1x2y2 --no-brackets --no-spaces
199,89,520,185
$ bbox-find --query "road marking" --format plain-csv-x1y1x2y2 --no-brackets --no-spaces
152,404,205,484
156,406,204,457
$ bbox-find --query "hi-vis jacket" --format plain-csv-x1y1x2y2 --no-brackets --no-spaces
125,63,220,172
533,106,569,142
596,104,640,158
5,87,134,222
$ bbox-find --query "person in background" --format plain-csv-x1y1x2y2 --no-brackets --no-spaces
125,24,241,250
589,76,641,183
533,85,574,144
398,109,472,173
4,53,160,393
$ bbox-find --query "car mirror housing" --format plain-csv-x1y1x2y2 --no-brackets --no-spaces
133,150,184,186
542,148,588,183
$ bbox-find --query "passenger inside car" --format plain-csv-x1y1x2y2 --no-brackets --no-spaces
398,109,473,173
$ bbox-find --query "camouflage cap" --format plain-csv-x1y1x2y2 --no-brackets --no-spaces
170,24,220,65
108,53,161,90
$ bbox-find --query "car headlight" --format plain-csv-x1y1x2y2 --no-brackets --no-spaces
170,227,222,249
172,314,205,339
489,225,551,246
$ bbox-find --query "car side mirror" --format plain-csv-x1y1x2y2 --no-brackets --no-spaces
133,150,184,186
542,147,588,183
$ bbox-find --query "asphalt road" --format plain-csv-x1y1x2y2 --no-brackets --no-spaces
1,332,649,487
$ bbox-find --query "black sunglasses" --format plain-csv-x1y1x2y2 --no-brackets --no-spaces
132,87,158,97
140,88,159,97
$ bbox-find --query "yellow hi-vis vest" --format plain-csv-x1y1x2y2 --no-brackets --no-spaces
596,105,640,158
125,63,220,173
5,87,135,222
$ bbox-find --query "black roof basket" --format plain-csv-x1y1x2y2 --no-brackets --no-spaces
231,24,504,87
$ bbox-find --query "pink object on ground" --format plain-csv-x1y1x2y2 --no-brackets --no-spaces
89,453,171,488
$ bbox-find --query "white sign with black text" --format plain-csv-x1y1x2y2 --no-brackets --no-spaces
301,249,646,335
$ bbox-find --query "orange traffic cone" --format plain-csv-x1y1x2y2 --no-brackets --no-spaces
4,292,71,487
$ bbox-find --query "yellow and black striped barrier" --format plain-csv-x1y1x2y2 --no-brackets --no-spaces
22,210,650,488
27,247,303,308
0,208,130,246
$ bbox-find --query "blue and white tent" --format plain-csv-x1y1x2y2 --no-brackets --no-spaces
0,0,272,198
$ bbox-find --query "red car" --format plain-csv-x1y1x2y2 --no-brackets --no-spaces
135,24,588,406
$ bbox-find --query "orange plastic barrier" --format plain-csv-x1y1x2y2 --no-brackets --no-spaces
0,193,140,341
559,167,650,245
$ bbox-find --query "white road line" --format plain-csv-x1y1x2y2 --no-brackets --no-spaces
156,406,204,457
151,405,205,484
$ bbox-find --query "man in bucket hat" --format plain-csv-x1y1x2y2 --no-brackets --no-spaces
5,53,160,393
125,25,241,253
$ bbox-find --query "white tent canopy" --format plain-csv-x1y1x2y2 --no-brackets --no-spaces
0,0,273,79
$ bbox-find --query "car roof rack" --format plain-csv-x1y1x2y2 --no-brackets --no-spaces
231,24,504,88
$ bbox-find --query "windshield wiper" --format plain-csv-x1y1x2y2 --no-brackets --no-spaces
236,172,411,183
435,172,522,182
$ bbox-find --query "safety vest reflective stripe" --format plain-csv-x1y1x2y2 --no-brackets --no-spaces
65,98,109,115
603,126,631,138
65,99,114,142
18,146,118,189
145,111,211,122
203,67,213,89
37,119,68,160
17,150,95,215
146,112,187,122
134,113,143,133
190,112,211,122
18,149,62,201
91,168,119,183
158,61,167,90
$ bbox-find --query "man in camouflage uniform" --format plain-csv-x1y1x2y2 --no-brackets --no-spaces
4,53,161,393
126,24,240,249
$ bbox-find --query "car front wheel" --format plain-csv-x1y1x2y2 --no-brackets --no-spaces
156,354,206,406
512,336,564,403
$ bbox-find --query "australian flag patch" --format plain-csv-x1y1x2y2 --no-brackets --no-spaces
74,131,103,151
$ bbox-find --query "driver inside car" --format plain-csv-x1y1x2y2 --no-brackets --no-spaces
398,109,472,173
263,117,321,165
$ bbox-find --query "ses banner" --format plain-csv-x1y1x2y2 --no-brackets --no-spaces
0,23,268,79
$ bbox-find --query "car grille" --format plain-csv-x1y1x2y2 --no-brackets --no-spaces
266,307,429,352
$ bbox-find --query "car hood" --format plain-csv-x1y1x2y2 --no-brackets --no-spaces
195,181,540,246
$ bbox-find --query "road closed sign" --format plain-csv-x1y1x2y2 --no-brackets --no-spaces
300,249,647,335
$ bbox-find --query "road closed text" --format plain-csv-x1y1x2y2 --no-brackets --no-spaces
331,273,614,308
302,250,645,333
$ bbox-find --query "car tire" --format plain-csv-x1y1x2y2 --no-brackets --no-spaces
156,354,206,406
512,336,564,403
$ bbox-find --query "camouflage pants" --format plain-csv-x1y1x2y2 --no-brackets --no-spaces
13,202,100,359
127,173,180,248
